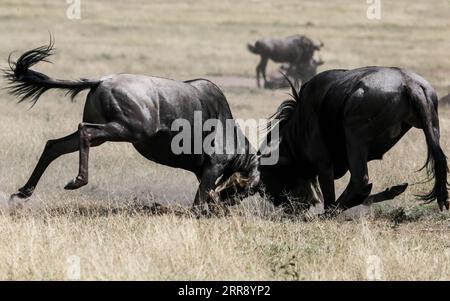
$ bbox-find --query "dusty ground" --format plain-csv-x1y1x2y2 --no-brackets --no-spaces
0,0,449,280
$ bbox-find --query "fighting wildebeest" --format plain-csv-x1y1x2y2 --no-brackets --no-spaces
247,35,323,88
212,68,449,213
4,39,260,209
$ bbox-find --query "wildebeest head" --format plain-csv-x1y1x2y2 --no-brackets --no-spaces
209,154,261,205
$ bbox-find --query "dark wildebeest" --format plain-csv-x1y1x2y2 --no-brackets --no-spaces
4,40,260,210
211,68,449,213
247,35,323,88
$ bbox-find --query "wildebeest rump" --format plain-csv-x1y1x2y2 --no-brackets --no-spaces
247,35,323,88
4,39,260,209
213,67,449,212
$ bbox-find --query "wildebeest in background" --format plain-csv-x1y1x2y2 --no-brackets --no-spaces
247,35,323,88
211,68,449,213
4,39,260,210
264,57,324,90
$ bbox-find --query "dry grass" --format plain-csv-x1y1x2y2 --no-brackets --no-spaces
0,0,449,280
1,198,450,280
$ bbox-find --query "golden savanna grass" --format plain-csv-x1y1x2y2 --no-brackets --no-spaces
0,0,449,280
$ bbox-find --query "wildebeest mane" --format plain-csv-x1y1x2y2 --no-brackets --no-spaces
264,74,300,135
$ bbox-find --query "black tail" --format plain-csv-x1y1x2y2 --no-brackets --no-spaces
3,37,100,106
247,43,259,54
407,83,449,210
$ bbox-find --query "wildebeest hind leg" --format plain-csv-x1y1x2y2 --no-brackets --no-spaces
364,183,408,205
10,131,80,200
256,56,268,88
64,122,137,190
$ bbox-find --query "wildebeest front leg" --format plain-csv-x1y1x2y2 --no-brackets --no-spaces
10,131,80,199
318,166,336,211
336,135,372,210
64,122,134,190
192,166,221,213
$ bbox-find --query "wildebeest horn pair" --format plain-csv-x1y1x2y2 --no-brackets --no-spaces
214,172,253,193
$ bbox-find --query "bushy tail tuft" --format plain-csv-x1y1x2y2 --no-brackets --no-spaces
3,36,100,106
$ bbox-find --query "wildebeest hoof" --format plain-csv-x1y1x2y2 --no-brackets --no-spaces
9,189,31,200
438,200,449,211
9,186,34,203
8,190,32,208
384,183,408,199
64,176,87,190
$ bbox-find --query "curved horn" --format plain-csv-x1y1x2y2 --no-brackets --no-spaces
214,174,224,186
314,40,324,50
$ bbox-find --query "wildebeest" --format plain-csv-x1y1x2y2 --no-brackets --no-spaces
247,35,323,88
212,68,449,213
4,39,260,210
